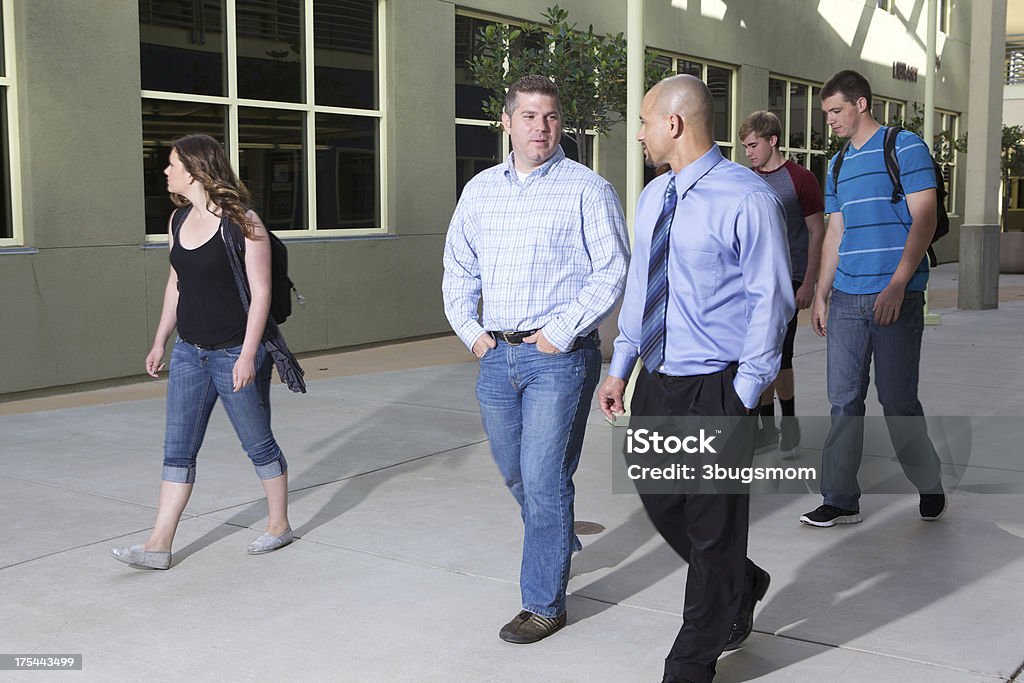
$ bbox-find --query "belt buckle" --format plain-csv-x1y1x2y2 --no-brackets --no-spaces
502,330,523,346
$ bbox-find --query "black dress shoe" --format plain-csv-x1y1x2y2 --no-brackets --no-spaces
498,609,566,644
723,565,771,650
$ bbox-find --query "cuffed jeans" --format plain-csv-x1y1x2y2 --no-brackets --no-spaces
476,336,601,618
821,289,942,510
162,338,288,484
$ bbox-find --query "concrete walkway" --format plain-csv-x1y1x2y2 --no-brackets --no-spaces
2,264,1023,682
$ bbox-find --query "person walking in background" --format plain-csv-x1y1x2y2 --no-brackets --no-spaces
443,75,629,644
739,111,825,454
598,75,793,683
802,70,945,528
111,134,294,569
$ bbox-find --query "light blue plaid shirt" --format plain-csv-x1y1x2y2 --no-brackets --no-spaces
443,147,630,352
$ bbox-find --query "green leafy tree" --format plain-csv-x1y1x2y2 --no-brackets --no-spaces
998,124,1024,229
467,5,671,167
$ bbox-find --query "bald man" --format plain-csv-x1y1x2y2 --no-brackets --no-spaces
598,75,794,683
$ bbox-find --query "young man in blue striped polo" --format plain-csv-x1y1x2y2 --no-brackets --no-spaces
802,70,945,527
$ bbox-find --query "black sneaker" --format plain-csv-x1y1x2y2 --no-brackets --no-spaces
755,426,780,454
779,417,801,453
724,565,771,651
499,610,567,644
920,493,947,521
799,504,862,527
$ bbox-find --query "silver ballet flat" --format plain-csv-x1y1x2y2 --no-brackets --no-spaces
110,544,171,570
247,527,293,555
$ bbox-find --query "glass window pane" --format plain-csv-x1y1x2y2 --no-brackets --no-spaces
677,59,702,77
455,15,496,120
237,0,304,103
892,102,904,124
811,86,826,151
706,65,731,143
872,100,884,123
238,107,305,230
314,0,377,110
315,113,378,229
141,99,226,235
1,91,11,238
810,153,827,194
456,124,501,199
788,83,807,149
789,152,807,167
139,0,225,96
768,78,786,142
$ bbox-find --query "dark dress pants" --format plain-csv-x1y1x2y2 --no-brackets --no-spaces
630,365,759,683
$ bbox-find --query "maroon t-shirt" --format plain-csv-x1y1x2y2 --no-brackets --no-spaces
754,160,824,282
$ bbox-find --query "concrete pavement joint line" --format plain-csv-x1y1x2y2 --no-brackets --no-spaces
0,526,158,572
1010,658,1024,681
769,631,1008,679
344,397,483,415
186,438,492,520
0,473,205,515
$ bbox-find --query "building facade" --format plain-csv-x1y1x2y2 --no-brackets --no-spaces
0,0,972,395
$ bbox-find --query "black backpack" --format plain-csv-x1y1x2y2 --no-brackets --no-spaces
172,207,301,324
831,126,949,267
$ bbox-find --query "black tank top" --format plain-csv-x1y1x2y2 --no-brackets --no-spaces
170,227,248,347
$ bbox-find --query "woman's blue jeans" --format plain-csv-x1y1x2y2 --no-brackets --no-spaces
162,338,288,484
821,289,941,509
476,335,601,618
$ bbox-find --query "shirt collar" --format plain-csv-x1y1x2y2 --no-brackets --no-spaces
505,145,566,183
670,144,725,196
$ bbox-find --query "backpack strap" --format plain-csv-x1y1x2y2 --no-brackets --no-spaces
219,218,252,314
883,126,904,204
170,205,191,241
831,140,850,192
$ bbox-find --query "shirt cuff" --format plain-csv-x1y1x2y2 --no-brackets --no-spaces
540,319,575,353
732,373,763,411
456,320,487,352
608,350,638,380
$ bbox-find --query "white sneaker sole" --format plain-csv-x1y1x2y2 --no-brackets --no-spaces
799,513,863,527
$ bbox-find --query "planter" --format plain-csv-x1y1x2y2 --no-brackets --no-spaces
1001,231,1024,273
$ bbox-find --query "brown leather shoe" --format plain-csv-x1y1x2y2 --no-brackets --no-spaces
498,610,567,644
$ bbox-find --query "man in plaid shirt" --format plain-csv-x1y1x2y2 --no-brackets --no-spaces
443,75,629,645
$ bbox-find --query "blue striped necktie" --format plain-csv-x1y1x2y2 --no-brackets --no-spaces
639,176,677,373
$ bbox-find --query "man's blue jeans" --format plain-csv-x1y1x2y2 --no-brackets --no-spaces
476,336,601,618
162,339,288,484
821,289,942,510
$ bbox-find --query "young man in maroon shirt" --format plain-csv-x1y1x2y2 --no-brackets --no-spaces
740,111,825,453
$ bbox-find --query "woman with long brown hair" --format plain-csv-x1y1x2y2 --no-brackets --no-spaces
111,134,292,569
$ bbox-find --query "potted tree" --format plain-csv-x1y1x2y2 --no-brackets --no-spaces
1000,124,1024,273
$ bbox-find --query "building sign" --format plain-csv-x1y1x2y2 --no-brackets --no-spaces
892,61,919,82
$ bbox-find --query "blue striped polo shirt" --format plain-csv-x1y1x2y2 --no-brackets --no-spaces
825,126,935,294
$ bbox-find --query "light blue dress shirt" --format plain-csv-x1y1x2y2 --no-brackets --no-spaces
610,145,795,409
443,147,630,352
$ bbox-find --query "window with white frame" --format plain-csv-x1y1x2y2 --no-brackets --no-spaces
453,11,595,198
139,0,382,237
935,109,960,214
1,0,21,243
871,95,905,127
656,54,735,159
768,76,829,192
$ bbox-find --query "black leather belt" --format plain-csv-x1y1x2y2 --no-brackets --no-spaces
183,334,246,351
489,329,538,345
489,329,598,350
